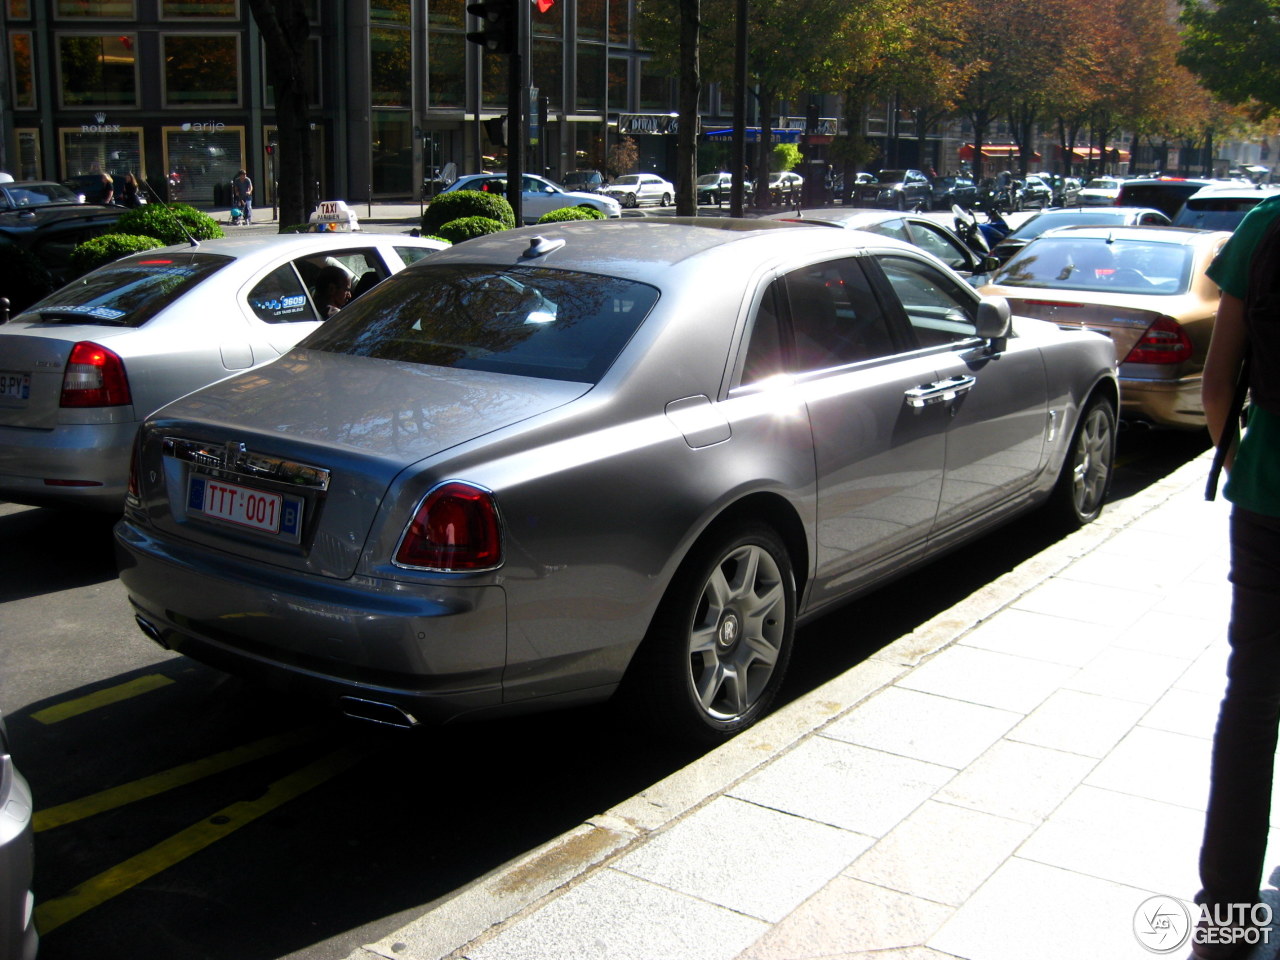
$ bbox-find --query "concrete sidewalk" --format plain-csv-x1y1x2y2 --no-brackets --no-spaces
341,449,1280,960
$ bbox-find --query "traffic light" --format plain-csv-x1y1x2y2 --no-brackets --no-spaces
466,0,516,55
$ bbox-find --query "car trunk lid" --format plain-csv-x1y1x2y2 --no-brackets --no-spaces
997,293,1172,365
0,324,136,429
138,349,587,579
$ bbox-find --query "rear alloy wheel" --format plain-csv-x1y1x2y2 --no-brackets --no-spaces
1054,395,1116,526
626,524,796,744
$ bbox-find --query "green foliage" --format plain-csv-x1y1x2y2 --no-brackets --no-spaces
422,190,516,236
435,216,508,244
114,203,225,245
772,144,804,172
69,234,164,276
0,242,57,316
1179,0,1280,119
536,206,606,223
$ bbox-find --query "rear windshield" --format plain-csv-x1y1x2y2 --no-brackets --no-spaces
302,264,660,384
1008,211,1127,240
1172,197,1263,231
21,252,232,327
1117,183,1205,217
993,237,1195,296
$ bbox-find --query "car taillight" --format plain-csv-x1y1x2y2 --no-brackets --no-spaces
395,481,503,572
60,341,132,407
1122,316,1194,365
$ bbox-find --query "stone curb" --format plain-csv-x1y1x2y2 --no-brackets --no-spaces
347,449,1215,960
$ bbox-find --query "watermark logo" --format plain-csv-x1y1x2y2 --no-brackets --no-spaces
1133,897,1274,953
1134,896,1191,954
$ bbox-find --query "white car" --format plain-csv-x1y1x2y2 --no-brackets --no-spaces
0,233,448,511
1077,176,1125,206
437,173,621,223
602,173,675,208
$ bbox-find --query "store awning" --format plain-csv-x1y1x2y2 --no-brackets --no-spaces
958,143,1042,162
705,127,803,144
1058,145,1132,163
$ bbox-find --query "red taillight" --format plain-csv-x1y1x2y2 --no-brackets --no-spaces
1122,316,1194,365
60,341,132,407
395,482,503,571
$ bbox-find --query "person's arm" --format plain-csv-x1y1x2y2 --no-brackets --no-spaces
1202,291,1249,458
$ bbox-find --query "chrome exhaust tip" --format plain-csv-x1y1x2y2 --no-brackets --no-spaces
338,696,420,730
135,615,169,649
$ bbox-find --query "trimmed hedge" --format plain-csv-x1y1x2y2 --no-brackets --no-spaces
69,234,164,275
537,205,606,223
435,216,508,244
422,190,516,236
113,203,225,245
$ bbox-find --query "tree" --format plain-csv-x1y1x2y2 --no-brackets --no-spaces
675,0,700,215
246,0,314,230
1180,0,1280,120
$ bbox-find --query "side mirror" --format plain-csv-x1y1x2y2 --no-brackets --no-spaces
981,255,1001,273
975,295,1012,340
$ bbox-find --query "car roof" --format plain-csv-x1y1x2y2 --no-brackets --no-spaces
1184,183,1280,201
137,233,448,260
1025,223,1229,245
418,217,921,284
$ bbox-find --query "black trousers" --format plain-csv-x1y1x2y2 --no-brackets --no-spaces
1200,507,1280,908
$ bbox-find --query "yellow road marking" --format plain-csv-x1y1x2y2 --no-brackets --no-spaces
34,744,364,935
31,675,175,725
34,727,320,832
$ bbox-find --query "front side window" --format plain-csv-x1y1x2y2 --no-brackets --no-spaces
59,34,138,107
786,258,897,371
303,265,659,384
876,254,978,347
905,222,970,272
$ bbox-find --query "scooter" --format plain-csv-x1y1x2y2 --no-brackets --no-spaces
951,204,1011,257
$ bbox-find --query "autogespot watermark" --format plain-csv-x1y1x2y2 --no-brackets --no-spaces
1133,895,1273,954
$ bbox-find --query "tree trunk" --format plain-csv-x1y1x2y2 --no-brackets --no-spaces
675,0,700,216
246,0,314,230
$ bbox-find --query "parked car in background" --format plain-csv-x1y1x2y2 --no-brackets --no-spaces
115,218,1117,746
2,180,90,210
1171,183,1280,231
1078,176,1126,206
766,207,999,282
0,711,37,960
981,224,1230,429
561,170,605,194
437,173,621,222
931,175,978,210
848,169,933,210
0,200,128,309
1115,177,1215,219
696,172,742,205
1037,174,1083,207
987,206,1172,264
601,173,674,208
1020,175,1054,209
0,233,449,511
766,171,804,204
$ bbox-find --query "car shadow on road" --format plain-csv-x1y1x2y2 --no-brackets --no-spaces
0,503,119,603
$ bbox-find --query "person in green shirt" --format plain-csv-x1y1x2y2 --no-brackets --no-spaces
1195,190,1280,958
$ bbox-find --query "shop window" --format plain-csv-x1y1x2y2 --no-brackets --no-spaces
14,129,40,180
165,125,244,207
59,34,138,108
576,45,604,113
160,0,238,17
427,31,464,110
61,128,144,188
7,1,29,18
162,34,240,106
371,111,412,195
56,0,134,15
263,36,320,109
428,0,463,31
9,32,34,109
371,26,410,107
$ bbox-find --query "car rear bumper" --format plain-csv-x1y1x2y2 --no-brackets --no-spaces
114,518,509,725
0,759,38,960
0,419,136,511
1120,374,1205,429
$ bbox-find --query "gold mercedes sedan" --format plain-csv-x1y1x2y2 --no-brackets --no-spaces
981,224,1230,429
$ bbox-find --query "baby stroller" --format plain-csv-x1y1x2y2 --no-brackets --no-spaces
229,205,245,226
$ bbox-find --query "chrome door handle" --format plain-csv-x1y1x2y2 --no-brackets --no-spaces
903,376,977,408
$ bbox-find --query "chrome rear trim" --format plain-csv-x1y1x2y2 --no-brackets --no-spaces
163,436,331,491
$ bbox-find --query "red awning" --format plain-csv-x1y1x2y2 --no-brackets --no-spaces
958,144,1042,162
1060,145,1131,163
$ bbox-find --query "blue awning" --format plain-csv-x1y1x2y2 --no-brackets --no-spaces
705,127,803,143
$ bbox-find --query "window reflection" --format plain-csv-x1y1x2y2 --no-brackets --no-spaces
60,34,137,107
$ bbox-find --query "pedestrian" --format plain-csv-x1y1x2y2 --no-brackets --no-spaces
118,172,142,208
231,168,253,224
1194,186,1280,958
313,265,352,318
89,162,113,205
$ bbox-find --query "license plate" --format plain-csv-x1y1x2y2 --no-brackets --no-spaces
0,371,30,401
187,475,303,538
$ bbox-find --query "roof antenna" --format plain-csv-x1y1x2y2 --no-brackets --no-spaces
139,176,201,248
520,236,565,259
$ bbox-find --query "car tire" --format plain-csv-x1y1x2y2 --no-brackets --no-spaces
1052,395,1116,527
661,192,672,207
624,193,638,208
622,522,796,744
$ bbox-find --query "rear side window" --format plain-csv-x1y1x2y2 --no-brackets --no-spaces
21,252,232,327
302,264,660,384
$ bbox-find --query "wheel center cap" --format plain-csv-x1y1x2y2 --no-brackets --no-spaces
718,613,741,649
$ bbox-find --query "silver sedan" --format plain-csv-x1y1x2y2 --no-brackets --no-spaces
0,233,448,511
116,219,1118,744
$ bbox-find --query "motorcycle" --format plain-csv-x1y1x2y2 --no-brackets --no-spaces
951,204,1011,257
